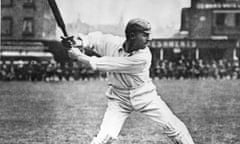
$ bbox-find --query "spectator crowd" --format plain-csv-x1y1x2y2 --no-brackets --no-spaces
151,59,240,80
0,59,240,81
0,60,106,82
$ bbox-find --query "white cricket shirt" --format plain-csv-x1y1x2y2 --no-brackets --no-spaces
80,32,156,97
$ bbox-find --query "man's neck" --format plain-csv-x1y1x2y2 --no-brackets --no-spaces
124,41,148,53
123,40,137,53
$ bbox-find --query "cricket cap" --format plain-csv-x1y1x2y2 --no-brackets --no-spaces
125,18,151,34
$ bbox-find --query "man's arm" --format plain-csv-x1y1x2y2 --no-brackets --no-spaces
68,48,92,68
89,56,147,73
68,48,148,74
76,32,125,57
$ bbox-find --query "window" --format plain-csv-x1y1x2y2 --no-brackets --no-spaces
213,11,240,35
23,0,35,8
1,17,13,36
215,12,240,27
216,13,226,26
22,18,34,35
1,0,13,7
225,13,235,27
236,13,240,27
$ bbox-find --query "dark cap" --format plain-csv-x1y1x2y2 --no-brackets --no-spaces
125,18,151,34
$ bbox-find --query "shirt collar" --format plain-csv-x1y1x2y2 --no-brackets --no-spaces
119,41,147,56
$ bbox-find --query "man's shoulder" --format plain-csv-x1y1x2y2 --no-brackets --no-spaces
137,47,151,57
87,31,125,56
89,31,125,43
131,47,152,63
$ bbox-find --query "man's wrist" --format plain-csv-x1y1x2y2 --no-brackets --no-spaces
76,34,89,48
76,55,97,70
88,56,98,70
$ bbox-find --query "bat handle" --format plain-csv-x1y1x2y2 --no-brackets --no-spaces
61,35,102,57
63,29,68,37
62,27,68,37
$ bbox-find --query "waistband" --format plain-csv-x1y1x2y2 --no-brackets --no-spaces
106,82,156,97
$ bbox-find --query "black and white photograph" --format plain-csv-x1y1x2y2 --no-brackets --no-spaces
1,0,240,143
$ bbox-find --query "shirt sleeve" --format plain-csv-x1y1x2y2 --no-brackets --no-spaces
89,53,148,74
78,32,124,57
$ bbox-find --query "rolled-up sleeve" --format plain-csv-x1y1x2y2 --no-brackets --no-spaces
89,55,147,74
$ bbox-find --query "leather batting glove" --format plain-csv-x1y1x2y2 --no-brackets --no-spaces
61,34,86,49
61,36,76,49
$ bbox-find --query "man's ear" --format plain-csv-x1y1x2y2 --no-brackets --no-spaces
129,32,136,40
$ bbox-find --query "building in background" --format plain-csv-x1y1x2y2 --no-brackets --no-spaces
1,0,57,61
150,0,240,62
182,0,240,40
2,0,240,63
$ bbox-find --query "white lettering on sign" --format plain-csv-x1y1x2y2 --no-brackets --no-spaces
150,40,197,48
196,3,240,9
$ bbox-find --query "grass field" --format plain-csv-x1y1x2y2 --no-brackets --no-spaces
0,80,240,144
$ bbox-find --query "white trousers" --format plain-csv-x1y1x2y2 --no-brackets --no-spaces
91,90,195,144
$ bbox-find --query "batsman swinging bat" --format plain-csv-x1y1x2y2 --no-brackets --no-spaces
47,0,101,57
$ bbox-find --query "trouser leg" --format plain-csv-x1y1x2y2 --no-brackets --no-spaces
134,91,195,144
91,98,131,144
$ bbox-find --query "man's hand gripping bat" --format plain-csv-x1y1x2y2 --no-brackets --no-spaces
47,0,101,57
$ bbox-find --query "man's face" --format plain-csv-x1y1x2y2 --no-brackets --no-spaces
128,32,150,52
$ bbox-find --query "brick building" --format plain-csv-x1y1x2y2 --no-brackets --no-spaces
150,0,240,62
1,0,56,60
181,0,240,39
180,0,240,61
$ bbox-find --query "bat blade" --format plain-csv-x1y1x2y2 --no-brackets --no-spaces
47,0,102,57
48,0,68,37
